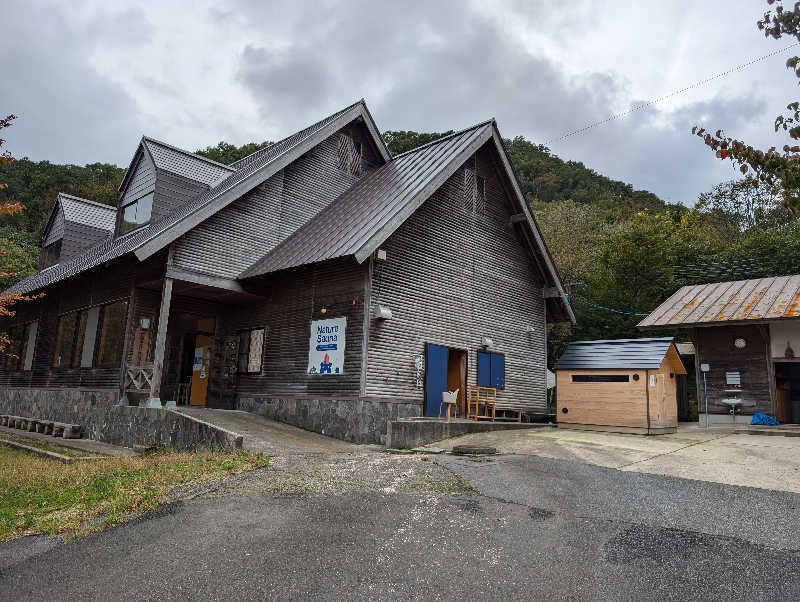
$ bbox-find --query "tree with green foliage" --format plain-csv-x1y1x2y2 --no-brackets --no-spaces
382,130,453,155
195,141,271,165
696,0,800,212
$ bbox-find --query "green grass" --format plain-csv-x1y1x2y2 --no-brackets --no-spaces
0,431,102,458
0,447,269,541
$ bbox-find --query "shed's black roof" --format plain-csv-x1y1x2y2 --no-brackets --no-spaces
554,337,675,370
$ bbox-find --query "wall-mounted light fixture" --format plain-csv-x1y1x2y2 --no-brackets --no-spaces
375,305,393,320
376,249,388,261
139,317,151,330
481,336,494,349
320,307,327,315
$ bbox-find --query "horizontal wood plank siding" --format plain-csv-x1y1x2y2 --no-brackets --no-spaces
122,151,156,206
364,144,548,410
556,369,649,428
171,124,380,280
42,209,64,246
218,258,366,398
693,324,773,415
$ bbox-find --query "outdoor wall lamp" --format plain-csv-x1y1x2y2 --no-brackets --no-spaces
375,305,393,320
139,317,151,330
481,336,494,349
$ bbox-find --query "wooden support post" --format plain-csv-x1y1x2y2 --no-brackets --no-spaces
118,279,137,405
147,276,173,408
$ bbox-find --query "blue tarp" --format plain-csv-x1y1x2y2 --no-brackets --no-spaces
751,412,780,426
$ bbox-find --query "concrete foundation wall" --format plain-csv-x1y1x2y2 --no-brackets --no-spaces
386,419,537,449
237,395,422,444
0,388,242,451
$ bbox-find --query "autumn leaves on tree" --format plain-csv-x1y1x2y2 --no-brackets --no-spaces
696,0,800,212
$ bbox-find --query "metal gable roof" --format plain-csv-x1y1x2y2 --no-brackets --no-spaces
554,337,676,370
58,193,115,231
239,120,494,278
237,118,575,323
141,137,235,186
6,100,380,296
637,275,800,329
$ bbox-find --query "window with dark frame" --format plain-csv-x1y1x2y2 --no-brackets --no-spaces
571,374,630,383
53,310,88,368
95,301,129,367
4,325,23,370
42,239,62,268
463,168,486,214
238,328,265,374
119,191,154,234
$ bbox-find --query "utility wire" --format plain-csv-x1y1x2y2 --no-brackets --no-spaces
568,294,651,317
545,42,800,146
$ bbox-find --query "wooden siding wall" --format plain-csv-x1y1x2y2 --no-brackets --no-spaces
122,151,156,206
0,254,167,391
692,324,773,415
152,170,210,222
42,208,64,246
556,370,649,429
219,258,367,399
171,123,381,280
364,144,548,409
0,260,137,389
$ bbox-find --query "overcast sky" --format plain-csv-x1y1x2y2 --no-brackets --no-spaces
1,1,796,205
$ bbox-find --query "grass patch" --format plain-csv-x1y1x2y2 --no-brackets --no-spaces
0,431,102,458
0,447,268,541
411,473,478,495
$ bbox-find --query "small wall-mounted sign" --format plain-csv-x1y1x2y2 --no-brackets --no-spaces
700,363,710,372
308,317,346,375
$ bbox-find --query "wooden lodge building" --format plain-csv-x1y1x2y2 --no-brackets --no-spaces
639,275,800,425
0,100,574,444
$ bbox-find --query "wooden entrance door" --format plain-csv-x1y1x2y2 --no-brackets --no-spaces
651,372,667,427
189,334,213,406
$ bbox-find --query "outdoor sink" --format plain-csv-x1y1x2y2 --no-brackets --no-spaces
721,398,743,423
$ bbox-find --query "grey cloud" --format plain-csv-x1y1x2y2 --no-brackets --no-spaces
0,3,145,166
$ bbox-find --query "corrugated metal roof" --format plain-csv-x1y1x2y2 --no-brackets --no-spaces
554,337,676,370
637,275,800,329
6,100,371,296
58,193,115,231
142,137,234,186
240,121,494,278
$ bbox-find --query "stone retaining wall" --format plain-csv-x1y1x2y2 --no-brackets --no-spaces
387,419,540,449
0,388,242,451
236,396,422,444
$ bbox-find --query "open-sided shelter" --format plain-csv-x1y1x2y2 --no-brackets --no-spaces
554,338,686,434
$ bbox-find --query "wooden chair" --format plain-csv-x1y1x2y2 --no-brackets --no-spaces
439,389,460,420
467,386,497,421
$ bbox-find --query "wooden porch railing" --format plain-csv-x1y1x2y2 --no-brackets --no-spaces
125,364,154,392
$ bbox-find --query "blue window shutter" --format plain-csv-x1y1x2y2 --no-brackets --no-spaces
477,351,491,387
491,353,505,389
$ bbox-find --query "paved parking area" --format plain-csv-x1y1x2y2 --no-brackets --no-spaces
432,427,800,493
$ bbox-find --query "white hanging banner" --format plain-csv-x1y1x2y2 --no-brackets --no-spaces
308,317,346,375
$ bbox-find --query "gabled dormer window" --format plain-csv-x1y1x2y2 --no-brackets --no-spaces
41,239,62,268
119,191,154,235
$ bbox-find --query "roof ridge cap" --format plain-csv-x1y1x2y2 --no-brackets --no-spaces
58,192,115,211
391,118,495,159
142,136,237,171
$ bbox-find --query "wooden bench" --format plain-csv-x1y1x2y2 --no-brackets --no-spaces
467,386,497,421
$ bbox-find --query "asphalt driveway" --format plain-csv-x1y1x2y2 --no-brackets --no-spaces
3,452,799,601
432,427,800,493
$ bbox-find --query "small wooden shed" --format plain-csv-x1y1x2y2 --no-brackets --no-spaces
554,338,686,434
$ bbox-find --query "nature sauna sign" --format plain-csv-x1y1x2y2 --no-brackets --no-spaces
308,317,346,375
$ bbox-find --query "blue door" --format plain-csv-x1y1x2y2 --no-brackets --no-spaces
425,344,449,417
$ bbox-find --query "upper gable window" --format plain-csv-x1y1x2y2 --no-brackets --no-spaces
337,134,362,176
119,191,154,235
41,239,62,268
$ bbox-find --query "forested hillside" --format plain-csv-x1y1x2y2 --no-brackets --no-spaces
2,130,797,363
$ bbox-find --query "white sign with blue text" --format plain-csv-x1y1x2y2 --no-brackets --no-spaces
308,317,346,375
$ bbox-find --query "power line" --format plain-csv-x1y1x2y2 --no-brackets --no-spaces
568,294,651,317
545,42,800,146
